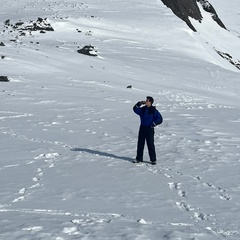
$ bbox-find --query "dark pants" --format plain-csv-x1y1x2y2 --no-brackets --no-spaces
136,125,156,162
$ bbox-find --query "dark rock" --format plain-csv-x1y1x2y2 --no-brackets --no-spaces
26,18,54,32
197,0,226,29
161,0,202,31
4,19,10,26
15,22,24,27
0,42,5,46
6,18,54,32
215,50,240,70
161,0,226,31
77,45,98,57
0,76,9,82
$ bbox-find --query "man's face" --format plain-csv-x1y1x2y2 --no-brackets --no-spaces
145,99,152,107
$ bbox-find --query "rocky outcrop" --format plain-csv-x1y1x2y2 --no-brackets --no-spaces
197,0,226,29
4,18,54,34
161,0,226,31
215,50,240,70
161,0,202,31
160,0,240,71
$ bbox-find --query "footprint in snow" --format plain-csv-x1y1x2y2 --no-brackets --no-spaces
192,175,232,201
12,166,44,203
19,188,27,194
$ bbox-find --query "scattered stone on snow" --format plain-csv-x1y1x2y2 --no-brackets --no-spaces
77,45,98,57
0,42,5,46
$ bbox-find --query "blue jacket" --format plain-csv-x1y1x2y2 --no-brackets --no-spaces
133,102,163,127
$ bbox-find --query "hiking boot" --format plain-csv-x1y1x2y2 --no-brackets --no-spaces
133,158,143,163
151,161,156,165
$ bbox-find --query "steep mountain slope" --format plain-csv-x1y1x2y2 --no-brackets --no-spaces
160,0,240,70
160,0,226,31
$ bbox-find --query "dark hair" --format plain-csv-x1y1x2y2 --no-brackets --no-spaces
146,96,154,104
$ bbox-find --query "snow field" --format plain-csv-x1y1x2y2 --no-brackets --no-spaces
1,0,240,239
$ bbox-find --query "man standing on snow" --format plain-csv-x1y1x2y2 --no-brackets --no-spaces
133,96,163,165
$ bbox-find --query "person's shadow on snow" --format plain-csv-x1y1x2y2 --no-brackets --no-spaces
71,148,133,162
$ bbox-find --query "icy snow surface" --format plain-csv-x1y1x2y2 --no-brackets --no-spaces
0,0,240,239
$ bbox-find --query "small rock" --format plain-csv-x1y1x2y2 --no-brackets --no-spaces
137,218,147,224
0,76,9,82
77,45,98,57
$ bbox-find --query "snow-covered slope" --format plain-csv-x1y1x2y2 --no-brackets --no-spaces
191,1,240,71
0,0,240,239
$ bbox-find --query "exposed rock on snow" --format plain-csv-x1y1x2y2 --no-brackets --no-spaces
4,18,54,33
0,76,9,82
197,0,226,29
161,0,202,31
77,45,98,57
161,0,226,31
215,49,240,70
